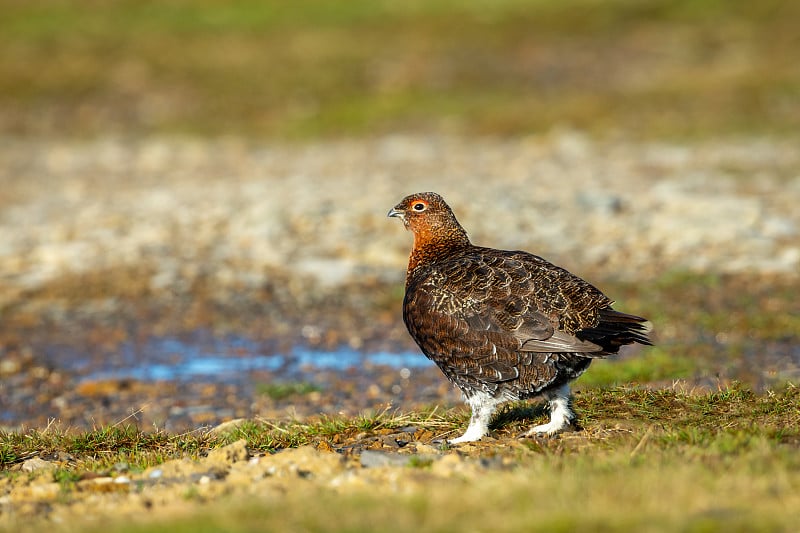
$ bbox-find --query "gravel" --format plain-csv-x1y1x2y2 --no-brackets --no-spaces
1,133,798,308
0,439,498,530
1,132,798,432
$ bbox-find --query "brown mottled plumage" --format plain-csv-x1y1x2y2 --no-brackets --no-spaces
388,192,651,443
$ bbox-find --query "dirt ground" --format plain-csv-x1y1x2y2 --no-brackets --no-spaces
1,134,798,530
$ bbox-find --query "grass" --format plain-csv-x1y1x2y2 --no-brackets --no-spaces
1,385,798,532
1,270,797,530
121,452,797,532
255,381,321,400
576,347,697,388
78,450,799,533
1,0,798,138
1,384,796,465
583,272,800,388
0,407,449,470
3,385,796,470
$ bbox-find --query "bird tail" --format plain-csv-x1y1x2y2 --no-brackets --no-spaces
576,308,652,354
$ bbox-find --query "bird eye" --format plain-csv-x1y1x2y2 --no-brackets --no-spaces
412,202,427,212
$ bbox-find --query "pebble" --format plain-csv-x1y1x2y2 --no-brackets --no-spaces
0,359,21,375
0,134,797,306
206,439,250,464
206,419,249,438
0,134,798,432
360,450,412,468
0,135,796,531
77,477,130,494
21,458,56,474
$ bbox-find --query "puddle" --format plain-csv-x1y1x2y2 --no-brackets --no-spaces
5,330,798,432
2,332,450,431
64,335,434,384
38,333,800,389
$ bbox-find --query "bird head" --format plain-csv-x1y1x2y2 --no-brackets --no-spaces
388,192,470,247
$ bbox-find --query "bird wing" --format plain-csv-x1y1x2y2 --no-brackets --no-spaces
460,300,602,353
403,251,604,385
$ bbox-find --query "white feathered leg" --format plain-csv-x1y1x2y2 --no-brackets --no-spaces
525,384,574,436
449,391,504,444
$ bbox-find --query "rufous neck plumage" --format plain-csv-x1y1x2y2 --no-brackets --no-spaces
407,223,470,278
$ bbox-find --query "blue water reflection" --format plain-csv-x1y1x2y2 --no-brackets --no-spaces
81,336,432,382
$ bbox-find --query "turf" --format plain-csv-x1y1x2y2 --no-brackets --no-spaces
2,385,799,532
1,0,798,138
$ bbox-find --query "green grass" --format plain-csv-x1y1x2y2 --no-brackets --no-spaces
2,385,797,469
2,385,798,532
255,381,322,400
1,0,798,138
576,347,697,388
1,273,797,531
0,407,448,470
80,448,798,532
115,452,798,532
588,272,800,388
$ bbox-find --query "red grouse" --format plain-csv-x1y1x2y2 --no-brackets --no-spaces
388,192,651,443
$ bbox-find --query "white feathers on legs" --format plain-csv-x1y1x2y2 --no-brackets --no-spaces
449,385,575,444
525,384,574,436
449,391,504,444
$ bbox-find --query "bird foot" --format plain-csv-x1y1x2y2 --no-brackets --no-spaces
522,384,574,437
523,419,571,437
447,424,492,444
447,431,484,445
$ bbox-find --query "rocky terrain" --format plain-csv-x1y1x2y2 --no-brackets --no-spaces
3,432,516,531
1,133,799,531
1,133,798,299
1,133,797,428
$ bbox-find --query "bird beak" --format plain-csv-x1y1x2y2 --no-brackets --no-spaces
387,207,404,219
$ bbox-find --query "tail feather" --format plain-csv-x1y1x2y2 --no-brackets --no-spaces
576,307,652,354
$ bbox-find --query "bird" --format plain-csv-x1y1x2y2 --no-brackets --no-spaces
388,191,651,443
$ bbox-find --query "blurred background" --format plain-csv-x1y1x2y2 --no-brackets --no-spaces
0,0,798,431
2,0,799,138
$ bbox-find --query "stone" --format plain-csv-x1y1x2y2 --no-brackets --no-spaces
360,451,411,468
206,419,249,438
21,458,56,474
206,439,250,465
258,446,345,480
